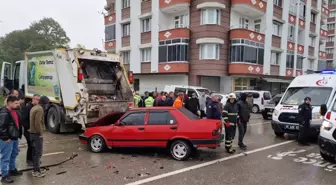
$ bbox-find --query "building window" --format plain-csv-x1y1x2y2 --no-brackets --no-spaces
234,78,249,91
230,39,264,65
122,0,130,8
328,23,335,30
272,21,282,36
141,18,151,33
141,48,151,62
105,24,116,41
328,36,335,42
289,0,297,15
201,9,220,25
309,37,315,46
288,25,295,41
330,10,336,18
327,48,334,54
274,0,282,7
121,51,130,64
296,56,303,69
159,39,189,63
271,52,280,65
254,20,261,32
122,23,130,36
311,12,316,23
286,51,295,68
309,59,314,69
239,17,249,29
200,44,220,60
299,3,306,19
174,15,188,28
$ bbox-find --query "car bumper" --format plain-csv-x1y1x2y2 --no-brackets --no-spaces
79,134,89,144
271,120,320,136
318,136,336,157
191,134,224,148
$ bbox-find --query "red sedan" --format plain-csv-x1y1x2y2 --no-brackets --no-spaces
79,107,223,161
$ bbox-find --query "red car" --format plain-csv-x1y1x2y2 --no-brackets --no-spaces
79,107,223,161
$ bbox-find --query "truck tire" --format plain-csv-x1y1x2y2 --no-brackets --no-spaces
47,106,61,134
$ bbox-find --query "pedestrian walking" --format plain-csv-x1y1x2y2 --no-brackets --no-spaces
30,96,50,178
206,95,221,120
0,96,23,183
222,93,239,154
157,95,169,106
144,93,155,107
199,92,207,118
237,93,251,150
298,97,312,146
173,92,184,108
186,93,201,116
167,92,175,106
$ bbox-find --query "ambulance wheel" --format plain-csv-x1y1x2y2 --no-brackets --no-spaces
320,151,335,162
47,106,61,134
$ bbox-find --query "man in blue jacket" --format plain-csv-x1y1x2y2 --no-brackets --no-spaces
206,95,221,120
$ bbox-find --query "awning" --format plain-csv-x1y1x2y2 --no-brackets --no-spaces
262,78,292,83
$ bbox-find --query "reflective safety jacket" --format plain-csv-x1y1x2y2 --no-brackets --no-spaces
134,95,141,108
145,96,154,107
173,97,183,108
222,100,239,125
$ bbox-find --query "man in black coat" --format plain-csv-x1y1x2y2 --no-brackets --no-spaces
166,92,175,106
237,93,251,150
186,93,200,116
157,95,169,106
298,97,312,146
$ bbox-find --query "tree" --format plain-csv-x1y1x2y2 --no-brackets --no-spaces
75,44,86,49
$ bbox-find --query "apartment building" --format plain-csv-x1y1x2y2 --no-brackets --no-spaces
103,0,329,94
327,0,336,66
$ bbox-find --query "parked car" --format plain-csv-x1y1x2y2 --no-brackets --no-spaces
261,93,283,120
79,107,223,161
319,102,335,162
235,90,272,113
164,85,211,98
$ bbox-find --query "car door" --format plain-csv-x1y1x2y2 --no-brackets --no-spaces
144,110,178,147
111,111,147,147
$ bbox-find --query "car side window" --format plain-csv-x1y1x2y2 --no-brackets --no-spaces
120,112,146,126
252,93,260,99
148,111,177,125
174,87,186,94
187,88,197,98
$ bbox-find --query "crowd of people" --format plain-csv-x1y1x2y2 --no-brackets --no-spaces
133,90,254,154
0,90,49,183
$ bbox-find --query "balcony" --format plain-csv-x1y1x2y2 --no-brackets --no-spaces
158,63,189,73
320,29,328,39
321,6,329,19
296,44,304,55
327,53,334,60
310,22,316,33
326,42,334,47
272,35,281,48
288,15,296,25
299,19,305,30
159,27,190,41
296,70,303,76
231,0,266,18
104,14,116,25
287,41,295,51
319,51,327,59
159,0,190,14
328,29,335,35
273,5,282,20
228,63,264,76
270,65,279,76
308,46,314,56
230,29,265,43
286,69,293,77
104,40,116,51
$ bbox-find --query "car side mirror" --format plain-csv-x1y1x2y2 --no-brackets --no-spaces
320,104,327,116
117,121,124,126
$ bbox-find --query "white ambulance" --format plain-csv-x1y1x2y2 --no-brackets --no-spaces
272,70,336,137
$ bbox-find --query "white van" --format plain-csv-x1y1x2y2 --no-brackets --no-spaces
163,85,210,98
272,70,336,137
234,90,272,113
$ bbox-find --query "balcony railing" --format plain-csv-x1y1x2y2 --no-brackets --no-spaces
159,0,190,13
159,27,190,41
230,28,265,43
231,0,266,18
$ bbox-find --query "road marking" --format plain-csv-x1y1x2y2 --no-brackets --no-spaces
42,151,65,156
249,122,270,126
125,140,294,185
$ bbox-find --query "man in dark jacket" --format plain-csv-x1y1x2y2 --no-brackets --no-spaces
0,96,22,183
206,95,221,120
222,93,239,154
237,93,250,150
157,95,169,106
166,92,174,106
298,97,312,146
186,93,200,116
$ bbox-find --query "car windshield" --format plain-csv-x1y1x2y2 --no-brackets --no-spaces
178,107,200,120
281,87,332,106
196,89,210,95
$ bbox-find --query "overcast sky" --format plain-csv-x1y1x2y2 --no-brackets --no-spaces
0,0,106,50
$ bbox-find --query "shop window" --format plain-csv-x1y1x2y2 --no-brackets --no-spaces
234,78,249,91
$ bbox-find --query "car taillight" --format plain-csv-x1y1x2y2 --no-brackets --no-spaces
326,112,331,120
261,97,264,105
128,71,133,84
78,70,84,82
128,102,134,108
212,128,221,136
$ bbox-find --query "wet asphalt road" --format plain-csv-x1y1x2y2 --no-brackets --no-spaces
8,114,336,185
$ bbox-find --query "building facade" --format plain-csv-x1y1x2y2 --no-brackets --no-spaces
327,0,336,67
104,0,329,95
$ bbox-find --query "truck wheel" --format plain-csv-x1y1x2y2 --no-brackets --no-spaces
47,106,61,134
170,140,192,161
274,131,284,137
320,151,335,162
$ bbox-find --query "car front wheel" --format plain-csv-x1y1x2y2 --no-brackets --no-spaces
320,151,335,162
89,135,106,153
170,140,192,161
252,105,259,113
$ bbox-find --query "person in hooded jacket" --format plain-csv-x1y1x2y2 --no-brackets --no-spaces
298,97,312,146
186,93,200,116
222,93,239,154
166,92,175,106
206,95,221,120
237,93,251,150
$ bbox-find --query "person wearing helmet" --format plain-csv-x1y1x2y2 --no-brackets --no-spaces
298,97,312,146
222,93,239,154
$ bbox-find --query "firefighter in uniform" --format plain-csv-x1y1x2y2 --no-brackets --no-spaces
222,93,239,154
298,97,312,146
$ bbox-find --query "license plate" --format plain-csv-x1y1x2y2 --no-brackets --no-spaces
267,112,273,115
284,125,299,130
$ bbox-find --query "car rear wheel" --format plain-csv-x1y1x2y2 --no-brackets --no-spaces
252,105,259,113
320,151,335,162
89,135,106,153
274,131,284,137
170,140,192,161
